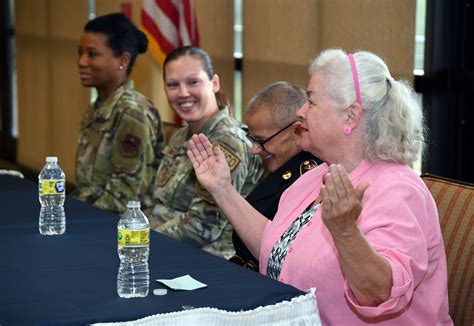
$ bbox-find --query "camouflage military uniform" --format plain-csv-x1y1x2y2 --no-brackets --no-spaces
71,80,165,213
146,107,263,259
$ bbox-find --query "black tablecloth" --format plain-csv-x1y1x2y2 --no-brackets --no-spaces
0,175,305,325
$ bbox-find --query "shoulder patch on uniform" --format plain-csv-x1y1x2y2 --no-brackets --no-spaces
121,133,141,156
216,142,240,172
299,159,318,175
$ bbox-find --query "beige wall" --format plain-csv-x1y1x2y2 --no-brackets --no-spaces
16,0,89,178
15,0,415,182
243,0,416,106
243,0,320,105
195,0,235,110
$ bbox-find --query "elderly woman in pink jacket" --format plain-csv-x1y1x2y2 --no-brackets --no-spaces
187,48,452,325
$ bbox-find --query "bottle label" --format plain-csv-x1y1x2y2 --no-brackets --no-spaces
39,180,65,195
118,228,150,247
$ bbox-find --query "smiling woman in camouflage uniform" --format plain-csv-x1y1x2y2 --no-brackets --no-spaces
72,13,165,213
145,46,263,259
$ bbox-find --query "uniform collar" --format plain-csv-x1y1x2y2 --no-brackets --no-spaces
170,107,231,147
84,80,134,125
247,151,318,202
199,107,230,135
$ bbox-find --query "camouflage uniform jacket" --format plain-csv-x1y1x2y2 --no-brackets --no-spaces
72,80,165,213
146,107,263,259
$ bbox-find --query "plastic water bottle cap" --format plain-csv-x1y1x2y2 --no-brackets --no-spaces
126,201,141,208
153,289,167,296
46,156,58,163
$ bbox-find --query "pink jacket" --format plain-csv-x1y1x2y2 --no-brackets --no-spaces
260,160,452,325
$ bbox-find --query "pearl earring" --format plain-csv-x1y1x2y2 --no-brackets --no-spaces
119,65,124,70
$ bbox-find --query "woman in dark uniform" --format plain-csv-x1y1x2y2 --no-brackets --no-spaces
229,81,323,271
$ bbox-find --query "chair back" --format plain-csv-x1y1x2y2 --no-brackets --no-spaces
0,169,24,178
421,174,473,326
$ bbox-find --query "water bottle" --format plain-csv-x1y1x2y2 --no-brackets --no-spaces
117,201,150,298
38,156,66,235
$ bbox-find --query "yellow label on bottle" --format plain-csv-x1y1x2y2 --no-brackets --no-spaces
118,228,150,247
39,180,65,195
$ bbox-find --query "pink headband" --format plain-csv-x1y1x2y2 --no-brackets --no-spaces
348,53,362,105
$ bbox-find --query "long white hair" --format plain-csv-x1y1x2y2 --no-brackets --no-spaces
309,48,425,165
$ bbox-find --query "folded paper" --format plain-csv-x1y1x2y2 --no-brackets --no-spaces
156,274,207,291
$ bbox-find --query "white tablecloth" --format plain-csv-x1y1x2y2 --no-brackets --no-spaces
94,288,321,326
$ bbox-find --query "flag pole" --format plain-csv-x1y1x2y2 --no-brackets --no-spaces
88,0,95,20
87,0,97,104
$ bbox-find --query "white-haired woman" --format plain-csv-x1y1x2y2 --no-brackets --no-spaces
187,49,452,325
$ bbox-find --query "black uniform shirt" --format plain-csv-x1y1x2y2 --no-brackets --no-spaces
230,151,323,271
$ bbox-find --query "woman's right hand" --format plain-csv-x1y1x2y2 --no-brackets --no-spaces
187,133,232,196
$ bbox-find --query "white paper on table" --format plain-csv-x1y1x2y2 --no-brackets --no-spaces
156,274,208,291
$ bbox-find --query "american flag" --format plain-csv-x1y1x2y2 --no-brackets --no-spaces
141,0,200,66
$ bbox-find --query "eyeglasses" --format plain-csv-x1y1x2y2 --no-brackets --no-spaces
246,121,297,152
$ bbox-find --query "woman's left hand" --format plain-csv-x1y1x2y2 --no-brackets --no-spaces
321,164,392,306
321,164,369,240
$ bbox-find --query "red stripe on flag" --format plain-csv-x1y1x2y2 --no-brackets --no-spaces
121,2,132,20
156,0,180,32
141,11,175,55
182,0,192,43
142,0,200,57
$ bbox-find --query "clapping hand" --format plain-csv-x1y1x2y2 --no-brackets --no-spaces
187,134,232,196
321,164,369,239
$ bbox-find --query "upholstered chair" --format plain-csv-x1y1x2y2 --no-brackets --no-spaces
421,174,473,326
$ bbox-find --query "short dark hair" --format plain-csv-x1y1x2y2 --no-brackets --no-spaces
84,13,147,74
246,81,307,127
